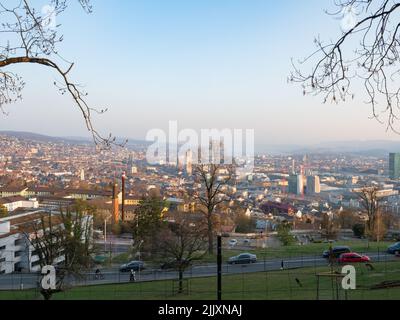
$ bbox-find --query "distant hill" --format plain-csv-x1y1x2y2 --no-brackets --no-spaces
0,131,149,147
257,140,400,156
2,131,399,155
0,131,87,144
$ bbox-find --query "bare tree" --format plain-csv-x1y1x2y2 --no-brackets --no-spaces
321,212,339,240
0,0,121,147
291,1,400,132
24,204,94,300
356,186,385,240
337,209,359,229
194,164,232,255
156,213,207,294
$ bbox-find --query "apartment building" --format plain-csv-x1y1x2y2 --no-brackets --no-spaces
0,210,92,274
0,196,39,213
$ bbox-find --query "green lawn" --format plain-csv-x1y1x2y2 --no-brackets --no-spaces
201,240,393,263
2,261,400,300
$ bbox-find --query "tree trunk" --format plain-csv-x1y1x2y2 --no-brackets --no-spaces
208,213,214,255
41,290,53,301
178,270,183,294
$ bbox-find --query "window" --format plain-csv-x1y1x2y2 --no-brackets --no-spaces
0,258,6,263
0,245,6,251
31,260,42,268
14,239,25,246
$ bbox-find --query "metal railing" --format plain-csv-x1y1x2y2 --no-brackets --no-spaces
1,244,400,300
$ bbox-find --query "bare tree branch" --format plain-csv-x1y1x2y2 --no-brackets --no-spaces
291,0,400,133
0,0,123,148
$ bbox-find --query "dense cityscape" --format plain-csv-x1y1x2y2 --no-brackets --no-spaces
1,131,400,279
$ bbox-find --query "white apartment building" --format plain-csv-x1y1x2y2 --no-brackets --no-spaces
0,210,92,275
0,196,39,213
0,212,45,274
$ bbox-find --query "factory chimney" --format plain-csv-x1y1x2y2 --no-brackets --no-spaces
121,172,126,222
112,182,119,224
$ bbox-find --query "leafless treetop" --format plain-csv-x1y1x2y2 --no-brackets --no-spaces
291,0,400,132
0,0,123,148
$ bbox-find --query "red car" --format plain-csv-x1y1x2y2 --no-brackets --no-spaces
338,253,371,264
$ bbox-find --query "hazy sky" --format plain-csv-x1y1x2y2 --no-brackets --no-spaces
1,0,400,146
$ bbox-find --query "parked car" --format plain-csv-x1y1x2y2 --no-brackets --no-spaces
338,253,371,264
387,242,400,255
229,239,238,247
119,261,146,272
323,246,351,259
228,253,257,265
243,239,251,245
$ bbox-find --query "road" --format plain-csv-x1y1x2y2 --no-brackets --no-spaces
0,252,398,291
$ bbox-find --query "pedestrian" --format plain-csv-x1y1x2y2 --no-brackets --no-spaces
95,268,103,280
281,260,284,270
130,270,136,282
95,268,100,280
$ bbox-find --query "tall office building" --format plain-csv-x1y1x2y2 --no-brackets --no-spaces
297,174,304,196
127,154,134,174
186,150,193,176
389,153,400,179
291,159,295,175
288,174,304,195
306,175,321,194
210,140,222,165
80,169,85,181
288,175,298,194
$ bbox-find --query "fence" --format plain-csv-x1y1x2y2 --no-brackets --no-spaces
1,243,400,300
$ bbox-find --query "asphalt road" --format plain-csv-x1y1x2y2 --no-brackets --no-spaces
0,252,398,291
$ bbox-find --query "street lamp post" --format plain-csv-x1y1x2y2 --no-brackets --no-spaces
104,219,107,253
138,240,144,280
377,209,381,261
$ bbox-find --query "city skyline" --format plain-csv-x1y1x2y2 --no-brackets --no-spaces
1,0,400,145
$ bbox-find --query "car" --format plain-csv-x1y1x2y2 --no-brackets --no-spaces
228,253,257,265
323,246,351,259
338,253,371,264
387,242,400,255
228,239,238,247
119,261,146,272
243,239,251,245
